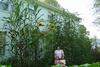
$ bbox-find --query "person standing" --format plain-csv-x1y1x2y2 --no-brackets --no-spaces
54,47,66,66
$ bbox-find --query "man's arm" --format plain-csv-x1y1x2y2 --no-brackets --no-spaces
54,50,57,59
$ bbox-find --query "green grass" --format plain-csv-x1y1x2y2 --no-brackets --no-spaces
0,64,11,67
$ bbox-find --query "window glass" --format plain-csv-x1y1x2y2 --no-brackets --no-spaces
0,0,8,11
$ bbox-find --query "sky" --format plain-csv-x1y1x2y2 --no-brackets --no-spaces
57,0,100,39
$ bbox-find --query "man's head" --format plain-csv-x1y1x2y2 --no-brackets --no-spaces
57,47,60,50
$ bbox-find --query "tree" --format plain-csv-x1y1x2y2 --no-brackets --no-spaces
94,0,100,24
40,11,94,67
60,13,94,65
44,0,60,7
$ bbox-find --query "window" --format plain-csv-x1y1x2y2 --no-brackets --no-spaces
0,0,9,11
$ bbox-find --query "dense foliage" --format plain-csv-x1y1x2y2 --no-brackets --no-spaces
44,0,59,7
94,0,100,24
93,0,100,62
40,13,94,67
2,0,95,67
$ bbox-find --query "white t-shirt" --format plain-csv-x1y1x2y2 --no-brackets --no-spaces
55,50,64,58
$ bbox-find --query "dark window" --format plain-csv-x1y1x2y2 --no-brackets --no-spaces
0,1,8,11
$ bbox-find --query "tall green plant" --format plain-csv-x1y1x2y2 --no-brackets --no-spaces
3,0,43,67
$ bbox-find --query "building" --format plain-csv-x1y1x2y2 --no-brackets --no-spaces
0,0,78,62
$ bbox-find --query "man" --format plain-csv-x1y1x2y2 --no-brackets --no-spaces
54,47,65,66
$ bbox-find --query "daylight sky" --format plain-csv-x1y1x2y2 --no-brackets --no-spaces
57,0,100,39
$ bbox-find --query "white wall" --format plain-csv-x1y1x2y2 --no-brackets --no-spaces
0,9,9,31
0,9,11,61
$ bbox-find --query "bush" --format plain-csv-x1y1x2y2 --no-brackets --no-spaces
69,62,100,67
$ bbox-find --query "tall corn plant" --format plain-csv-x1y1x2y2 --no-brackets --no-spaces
3,0,43,67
